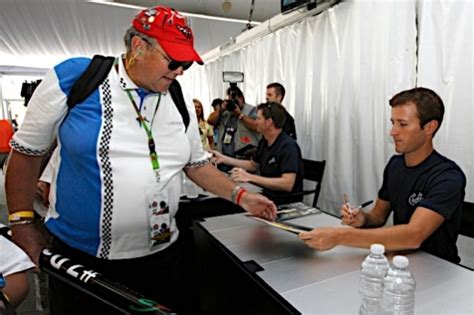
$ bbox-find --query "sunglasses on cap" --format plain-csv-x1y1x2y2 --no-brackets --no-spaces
142,37,193,71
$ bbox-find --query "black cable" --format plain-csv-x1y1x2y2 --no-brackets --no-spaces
247,0,255,30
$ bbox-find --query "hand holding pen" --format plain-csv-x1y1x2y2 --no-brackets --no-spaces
343,194,352,220
340,197,373,227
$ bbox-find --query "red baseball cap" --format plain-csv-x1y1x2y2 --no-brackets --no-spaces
132,6,203,65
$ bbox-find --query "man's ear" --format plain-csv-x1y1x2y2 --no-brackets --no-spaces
424,120,439,136
267,117,274,127
131,36,145,58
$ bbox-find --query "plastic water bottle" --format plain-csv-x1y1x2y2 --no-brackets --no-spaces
381,255,416,315
359,244,390,315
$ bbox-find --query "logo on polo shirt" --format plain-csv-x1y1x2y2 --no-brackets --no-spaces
268,157,276,165
408,192,423,206
167,121,183,126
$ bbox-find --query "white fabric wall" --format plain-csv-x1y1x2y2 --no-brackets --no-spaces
417,0,473,201
181,0,420,214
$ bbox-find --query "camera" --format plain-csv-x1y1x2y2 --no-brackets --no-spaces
225,100,237,112
225,90,238,112
222,71,244,112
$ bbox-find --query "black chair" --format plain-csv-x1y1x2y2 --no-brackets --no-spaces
301,159,326,208
460,201,474,238
269,159,326,207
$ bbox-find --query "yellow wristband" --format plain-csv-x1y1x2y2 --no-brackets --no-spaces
8,210,35,222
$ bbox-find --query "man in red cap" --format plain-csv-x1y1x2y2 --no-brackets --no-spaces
5,5,276,314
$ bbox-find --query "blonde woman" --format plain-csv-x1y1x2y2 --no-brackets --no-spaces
194,98,214,150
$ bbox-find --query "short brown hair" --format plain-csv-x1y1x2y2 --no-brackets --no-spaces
266,82,286,101
389,87,444,136
257,102,287,128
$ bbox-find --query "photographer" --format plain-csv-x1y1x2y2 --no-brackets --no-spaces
208,86,260,161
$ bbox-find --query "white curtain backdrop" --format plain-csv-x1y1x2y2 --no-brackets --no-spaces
181,0,419,214
417,0,473,201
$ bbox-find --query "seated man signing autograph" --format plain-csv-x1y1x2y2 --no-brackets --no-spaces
299,87,466,264
212,102,304,205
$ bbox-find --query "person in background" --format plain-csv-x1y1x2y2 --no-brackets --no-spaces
193,98,214,150
0,223,35,309
5,6,276,314
266,82,297,140
211,102,304,205
11,115,19,132
299,87,466,264
207,86,260,160
209,98,223,146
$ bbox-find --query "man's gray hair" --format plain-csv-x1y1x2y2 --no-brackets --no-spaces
123,26,158,53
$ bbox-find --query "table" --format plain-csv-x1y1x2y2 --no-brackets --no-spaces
193,211,474,314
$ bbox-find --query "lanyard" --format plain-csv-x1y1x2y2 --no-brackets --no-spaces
125,89,162,182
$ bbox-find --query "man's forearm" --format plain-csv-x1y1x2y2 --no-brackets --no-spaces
240,115,258,132
185,164,235,201
5,151,43,213
5,151,46,266
247,173,295,192
222,156,257,172
362,210,388,227
337,224,424,251
186,164,277,221
360,198,391,227
207,111,220,126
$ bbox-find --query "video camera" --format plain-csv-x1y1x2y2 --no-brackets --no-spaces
222,71,244,112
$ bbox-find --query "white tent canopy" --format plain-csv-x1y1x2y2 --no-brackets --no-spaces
0,0,260,71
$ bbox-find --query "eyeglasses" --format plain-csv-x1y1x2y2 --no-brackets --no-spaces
142,38,193,71
154,49,193,71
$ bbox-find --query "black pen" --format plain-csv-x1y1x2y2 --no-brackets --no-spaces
357,200,374,209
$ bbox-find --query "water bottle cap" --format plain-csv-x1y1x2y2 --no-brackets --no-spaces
370,243,385,255
393,255,409,268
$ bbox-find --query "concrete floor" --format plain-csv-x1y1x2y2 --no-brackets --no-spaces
1,170,472,314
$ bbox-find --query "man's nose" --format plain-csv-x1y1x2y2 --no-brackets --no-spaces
390,125,397,136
